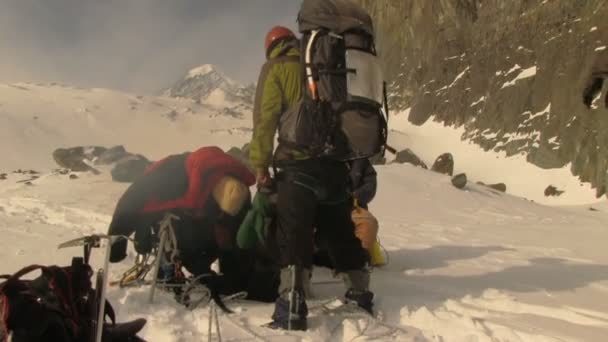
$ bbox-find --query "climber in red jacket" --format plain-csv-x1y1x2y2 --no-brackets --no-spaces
107,146,278,301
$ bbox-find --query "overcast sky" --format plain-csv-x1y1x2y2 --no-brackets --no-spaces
0,0,301,93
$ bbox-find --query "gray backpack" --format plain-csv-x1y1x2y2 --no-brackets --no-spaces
278,0,389,161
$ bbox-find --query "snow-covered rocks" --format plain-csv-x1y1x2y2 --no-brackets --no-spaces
165,64,255,107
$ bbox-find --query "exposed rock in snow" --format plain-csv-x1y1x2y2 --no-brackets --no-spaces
165,64,255,107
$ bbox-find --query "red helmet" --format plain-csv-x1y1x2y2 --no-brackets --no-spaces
265,26,295,53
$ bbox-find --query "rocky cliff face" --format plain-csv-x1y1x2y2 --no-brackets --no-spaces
355,0,608,196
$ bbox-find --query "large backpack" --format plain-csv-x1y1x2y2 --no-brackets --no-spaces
0,258,146,342
278,0,388,160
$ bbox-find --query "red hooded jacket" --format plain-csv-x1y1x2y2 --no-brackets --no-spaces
142,146,255,213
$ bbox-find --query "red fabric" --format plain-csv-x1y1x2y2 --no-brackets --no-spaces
1,294,9,341
142,146,255,213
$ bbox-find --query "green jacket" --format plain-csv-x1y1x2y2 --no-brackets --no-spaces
249,40,308,172
236,191,274,249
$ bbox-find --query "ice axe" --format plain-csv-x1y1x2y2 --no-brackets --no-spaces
59,234,124,342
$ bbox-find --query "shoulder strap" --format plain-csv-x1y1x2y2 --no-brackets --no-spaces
105,300,116,325
1,265,45,286
267,55,299,65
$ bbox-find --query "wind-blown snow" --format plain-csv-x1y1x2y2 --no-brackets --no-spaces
501,66,538,89
448,66,470,88
505,64,522,76
436,66,470,93
470,96,486,107
519,103,551,128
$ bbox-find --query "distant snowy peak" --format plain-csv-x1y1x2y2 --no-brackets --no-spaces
187,64,218,79
166,64,254,106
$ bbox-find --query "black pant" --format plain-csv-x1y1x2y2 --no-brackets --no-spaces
274,160,368,271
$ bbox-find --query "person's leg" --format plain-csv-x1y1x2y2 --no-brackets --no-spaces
275,177,317,269
317,200,374,314
270,169,318,330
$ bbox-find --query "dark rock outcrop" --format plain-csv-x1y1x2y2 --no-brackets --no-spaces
95,145,129,165
355,0,608,196
226,146,244,160
52,147,103,173
451,173,467,189
393,148,428,169
110,155,151,183
225,145,254,172
431,153,454,176
544,185,565,197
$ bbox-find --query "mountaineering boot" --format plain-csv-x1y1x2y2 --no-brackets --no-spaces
345,288,374,315
157,261,176,283
269,289,308,330
268,266,310,330
341,269,374,314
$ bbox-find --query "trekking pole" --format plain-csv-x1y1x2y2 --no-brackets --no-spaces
207,301,223,342
148,228,167,304
148,213,179,304
95,236,115,342
287,265,297,331
385,144,397,155
214,303,222,342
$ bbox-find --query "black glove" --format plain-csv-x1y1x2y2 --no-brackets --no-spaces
102,318,147,342
110,237,128,263
133,226,154,256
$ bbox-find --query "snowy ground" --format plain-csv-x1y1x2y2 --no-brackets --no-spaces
1,83,608,341
388,110,599,206
0,82,251,170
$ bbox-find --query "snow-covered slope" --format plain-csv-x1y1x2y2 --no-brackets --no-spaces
1,164,607,341
2,82,608,341
388,109,601,206
0,82,252,171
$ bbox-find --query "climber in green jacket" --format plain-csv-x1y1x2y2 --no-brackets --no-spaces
249,26,373,331
249,31,306,171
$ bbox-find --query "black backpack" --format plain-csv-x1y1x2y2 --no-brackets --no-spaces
278,0,388,160
0,258,146,342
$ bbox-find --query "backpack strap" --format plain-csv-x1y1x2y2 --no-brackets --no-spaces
104,300,116,325
271,55,300,64
0,265,46,288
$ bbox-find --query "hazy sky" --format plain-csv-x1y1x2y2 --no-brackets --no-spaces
0,0,301,93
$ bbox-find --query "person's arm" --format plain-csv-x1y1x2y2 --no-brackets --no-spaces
353,161,378,207
108,214,132,262
250,65,282,177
